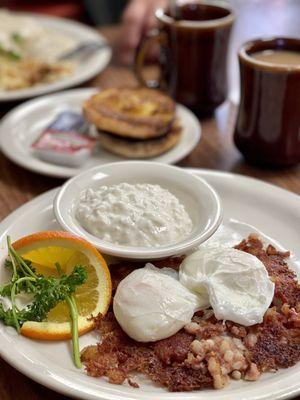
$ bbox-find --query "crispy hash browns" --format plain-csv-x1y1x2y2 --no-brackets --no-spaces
81,236,300,391
0,58,73,91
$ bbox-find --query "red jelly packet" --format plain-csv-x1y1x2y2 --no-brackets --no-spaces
32,131,96,153
31,111,96,167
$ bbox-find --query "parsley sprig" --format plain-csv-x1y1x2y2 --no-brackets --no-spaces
0,236,87,368
0,44,21,60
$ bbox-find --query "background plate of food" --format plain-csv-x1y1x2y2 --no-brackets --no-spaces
0,88,201,178
0,9,111,102
0,169,299,400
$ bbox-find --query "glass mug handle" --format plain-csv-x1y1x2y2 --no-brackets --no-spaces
134,29,166,89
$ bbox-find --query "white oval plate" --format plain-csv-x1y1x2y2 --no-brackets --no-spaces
0,89,201,178
54,162,222,259
0,13,111,102
0,169,299,400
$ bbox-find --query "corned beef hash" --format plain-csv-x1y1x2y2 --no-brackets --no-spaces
81,235,300,391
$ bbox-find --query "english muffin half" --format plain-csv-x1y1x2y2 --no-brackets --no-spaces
83,87,176,139
97,122,182,159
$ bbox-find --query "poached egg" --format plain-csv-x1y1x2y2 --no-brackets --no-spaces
113,264,201,342
179,246,275,326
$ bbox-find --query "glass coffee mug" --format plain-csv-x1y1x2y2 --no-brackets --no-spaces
234,38,300,167
135,0,234,116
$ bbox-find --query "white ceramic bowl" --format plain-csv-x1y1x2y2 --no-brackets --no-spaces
54,161,223,259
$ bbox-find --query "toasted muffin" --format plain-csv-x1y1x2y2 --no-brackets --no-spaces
98,122,182,159
83,87,176,139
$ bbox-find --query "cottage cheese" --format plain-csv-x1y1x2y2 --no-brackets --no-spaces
75,183,193,247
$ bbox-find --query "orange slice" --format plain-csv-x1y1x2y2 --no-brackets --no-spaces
11,231,112,340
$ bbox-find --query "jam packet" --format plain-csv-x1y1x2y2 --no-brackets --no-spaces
31,111,96,168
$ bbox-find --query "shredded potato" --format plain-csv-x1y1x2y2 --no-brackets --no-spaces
0,58,73,90
0,9,76,91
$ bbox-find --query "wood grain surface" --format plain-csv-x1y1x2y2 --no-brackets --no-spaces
0,0,300,399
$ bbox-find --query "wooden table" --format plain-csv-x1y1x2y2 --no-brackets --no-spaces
0,1,300,399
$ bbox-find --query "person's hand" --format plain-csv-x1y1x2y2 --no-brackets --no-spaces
120,0,168,64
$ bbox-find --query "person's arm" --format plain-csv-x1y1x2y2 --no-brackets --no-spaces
120,0,167,64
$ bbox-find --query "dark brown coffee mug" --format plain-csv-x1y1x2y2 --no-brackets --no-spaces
234,38,300,167
135,0,234,116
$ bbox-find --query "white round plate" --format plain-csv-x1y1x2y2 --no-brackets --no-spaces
0,169,299,400
0,13,111,102
0,89,201,178
54,162,222,259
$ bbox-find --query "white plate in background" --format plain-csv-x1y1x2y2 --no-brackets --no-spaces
0,89,201,179
0,13,111,102
0,169,299,400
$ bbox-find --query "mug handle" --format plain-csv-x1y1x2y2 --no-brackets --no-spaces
134,29,165,89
